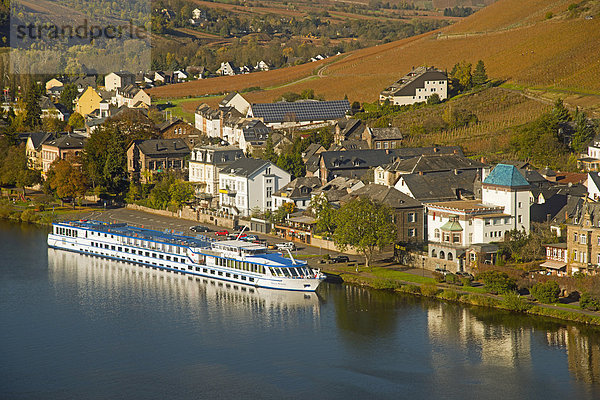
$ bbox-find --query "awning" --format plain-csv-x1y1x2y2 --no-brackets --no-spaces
540,260,567,270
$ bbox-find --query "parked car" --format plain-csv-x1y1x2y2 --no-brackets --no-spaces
215,230,229,236
228,233,247,240
243,235,259,242
190,225,210,233
330,255,350,263
275,242,296,251
456,271,474,279
267,243,277,250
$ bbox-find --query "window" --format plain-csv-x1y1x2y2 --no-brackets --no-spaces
581,234,587,244
434,228,440,239
485,219,490,226
518,215,522,223
443,233,450,242
408,228,416,237
574,233,578,242
573,250,578,260
518,202,522,208
407,212,416,223
452,234,461,243
266,187,272,198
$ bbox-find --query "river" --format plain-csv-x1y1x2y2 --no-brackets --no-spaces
1,221,599,399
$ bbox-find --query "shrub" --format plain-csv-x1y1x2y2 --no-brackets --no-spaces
464,294,501,308
530,281,560,303
579,292,600,311
372,279,402,290
322,254,330,260
421,283,440,296
439,289,461,301
460,277,472,287
477,270,517,294
401,284,421,294
545,11,553,19
503,291,532,312
445,273,457,284
20,209,39,223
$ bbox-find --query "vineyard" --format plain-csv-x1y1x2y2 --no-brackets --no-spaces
150,0,600,118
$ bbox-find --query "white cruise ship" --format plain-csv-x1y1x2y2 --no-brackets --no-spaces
48,220,325,291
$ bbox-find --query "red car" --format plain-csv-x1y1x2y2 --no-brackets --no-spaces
215,230,229,236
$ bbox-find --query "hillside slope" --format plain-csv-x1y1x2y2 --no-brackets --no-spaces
152,0,600,114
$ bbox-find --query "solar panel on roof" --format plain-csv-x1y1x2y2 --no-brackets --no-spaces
252,100,350,123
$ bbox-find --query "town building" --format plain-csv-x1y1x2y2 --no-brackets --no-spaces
566,201,600,275
218,158,290,216
219,92,251,115
25,132,55,170
114,85,151,109
362,127,404,149
188,145,245,200
40,133,87,177
127,139,191,183
425,163,532,271
541,243,568,276
379,67,448,106
394,169,480,202
271,176,322,211
104,71,136,92
217,62,237,76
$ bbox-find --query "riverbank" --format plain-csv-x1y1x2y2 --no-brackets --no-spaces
323,265,600,326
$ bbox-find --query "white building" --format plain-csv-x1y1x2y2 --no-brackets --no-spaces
426,164,531,271
195,104,222,138
104,71,135,92
189,145,245,198
217,62,237,76
219,159,290,216
379,67,448,106
588,172,600,201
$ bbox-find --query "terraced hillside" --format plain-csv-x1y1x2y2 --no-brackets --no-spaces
151,0,600,116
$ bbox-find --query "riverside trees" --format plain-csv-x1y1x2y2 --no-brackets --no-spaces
333,197,396,270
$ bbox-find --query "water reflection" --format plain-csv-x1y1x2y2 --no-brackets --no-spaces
547,326,600,384
47,248,321,327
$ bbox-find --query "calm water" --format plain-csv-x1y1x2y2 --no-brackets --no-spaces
1,222,600,399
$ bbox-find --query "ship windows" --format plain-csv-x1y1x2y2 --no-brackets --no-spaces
210,270,215,274
241,276,246,281
218,271,223,276
145,251,149,257
152,253,157,258
118,247,122,252
234,274,238,279
249,277,254,282
195,267,200,271
159,254,164,259
111,245,115,250
105,244,109,249
226,273,231,277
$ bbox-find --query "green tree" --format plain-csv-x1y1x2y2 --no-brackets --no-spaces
309,194,337,236
477,270,517,294
472,60,488,86
263,135,278,163
427,93,441,105
553,98,571,122
59,83,79,113
68,112,85,129
24,83,42,129
333,197,396,269
168,180,194,209
571,109,596,153
276,153,305,179
82,124,128,196
450,61,472,93
530,280,560,303
580,292,600,311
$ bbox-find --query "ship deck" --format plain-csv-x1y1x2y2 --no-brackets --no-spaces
58,220,212,249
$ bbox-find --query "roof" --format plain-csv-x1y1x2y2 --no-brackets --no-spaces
43,133,87,149
250,100,350,123
389,153,485,174
133,139,190,157
440,219,463,232
156,118,184,132
367,127,403,140
302,143,325,160
426,199,502,212
28,132,54,150
399,170,479,202
273,176,321,199
589,172,600,191
341,184,422,209
312,177,365,202
540,260,567,270
219,92,239,107
221,158,270,178
320,149,396,170
483,164,530,187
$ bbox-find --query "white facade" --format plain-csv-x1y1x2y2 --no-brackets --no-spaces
219,163,290,216
481,184,530,234
588,172,600,201
195,112,222,138
105,72,134,92
386,79,448,106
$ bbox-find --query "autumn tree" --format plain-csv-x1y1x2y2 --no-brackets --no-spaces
59,83,79,113
272,202,297,223
333,197,396,269
571,109,596,153
68,112,85,129
48,159,88,208
449,61,472,94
